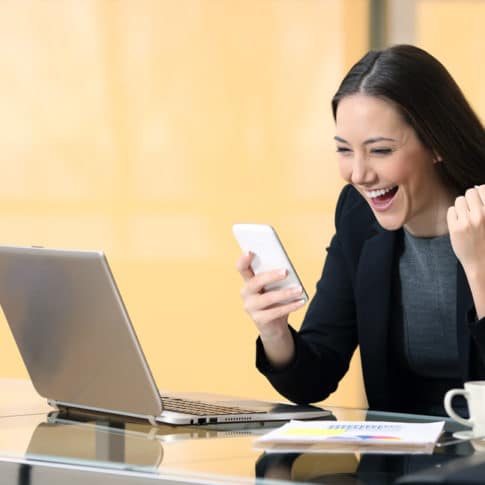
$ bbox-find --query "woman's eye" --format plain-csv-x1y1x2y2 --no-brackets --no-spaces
336,146,351,154
371,148,393,155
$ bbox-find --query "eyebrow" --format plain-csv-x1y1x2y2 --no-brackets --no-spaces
334,136,397,145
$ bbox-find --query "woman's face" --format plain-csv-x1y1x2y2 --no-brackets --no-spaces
335,94,454,237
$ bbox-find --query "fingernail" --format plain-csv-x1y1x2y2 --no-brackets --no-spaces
288,284,302,293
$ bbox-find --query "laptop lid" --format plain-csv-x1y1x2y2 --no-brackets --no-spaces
0,246,162,419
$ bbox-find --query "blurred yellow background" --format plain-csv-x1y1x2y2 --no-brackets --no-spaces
0,0,483,409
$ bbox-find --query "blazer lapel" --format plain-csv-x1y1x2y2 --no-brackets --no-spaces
355,225,397,409
456,262,474,380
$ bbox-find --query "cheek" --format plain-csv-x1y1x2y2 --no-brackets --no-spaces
381,157,413,184
390,147,434,184
338,159,352,182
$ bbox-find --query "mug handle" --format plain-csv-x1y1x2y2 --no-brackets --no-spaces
444,389,472,427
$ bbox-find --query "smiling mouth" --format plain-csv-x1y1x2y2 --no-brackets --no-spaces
365,186,398,211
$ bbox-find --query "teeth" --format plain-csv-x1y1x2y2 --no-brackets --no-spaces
366,186,396,198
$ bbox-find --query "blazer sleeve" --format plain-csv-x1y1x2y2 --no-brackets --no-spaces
256,185,360,404
468,312,485,369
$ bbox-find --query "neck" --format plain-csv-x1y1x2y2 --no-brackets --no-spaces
404,187,456,238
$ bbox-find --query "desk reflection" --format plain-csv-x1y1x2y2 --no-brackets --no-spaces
255,451,479,484
25,413,163,471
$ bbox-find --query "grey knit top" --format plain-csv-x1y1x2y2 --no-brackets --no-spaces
398,229,460,378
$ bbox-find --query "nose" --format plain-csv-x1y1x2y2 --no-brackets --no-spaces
350,155,375,185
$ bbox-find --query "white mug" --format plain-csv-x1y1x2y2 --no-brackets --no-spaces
444,381,485,436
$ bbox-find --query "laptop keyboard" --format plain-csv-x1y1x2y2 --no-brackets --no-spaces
160,396,265,416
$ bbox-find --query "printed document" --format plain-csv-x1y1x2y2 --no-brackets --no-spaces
255,420,445,454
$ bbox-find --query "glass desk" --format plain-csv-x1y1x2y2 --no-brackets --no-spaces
0,379,484,484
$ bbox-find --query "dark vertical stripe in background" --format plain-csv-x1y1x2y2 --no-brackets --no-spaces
370,0,387,49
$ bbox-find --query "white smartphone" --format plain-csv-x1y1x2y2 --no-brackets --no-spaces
232,223,308,304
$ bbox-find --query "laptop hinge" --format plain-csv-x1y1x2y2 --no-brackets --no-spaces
50,400,159,427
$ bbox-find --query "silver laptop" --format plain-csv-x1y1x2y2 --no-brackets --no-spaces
0,245,330,426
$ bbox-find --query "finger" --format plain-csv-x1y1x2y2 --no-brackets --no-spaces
447,205,458,230
454,195,469,220
244,284,304,312
465,187,483,213
253,298,306,324
465,187,485,227
236,252,255,282
245,268,287,295
475,184,485,206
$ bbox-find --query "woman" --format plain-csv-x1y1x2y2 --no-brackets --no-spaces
236,45,485,415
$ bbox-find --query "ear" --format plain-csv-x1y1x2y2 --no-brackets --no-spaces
432,152,443,164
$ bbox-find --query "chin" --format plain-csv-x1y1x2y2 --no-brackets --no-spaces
373,215,405,232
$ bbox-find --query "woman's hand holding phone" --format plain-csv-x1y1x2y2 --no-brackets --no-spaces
236,251,306,368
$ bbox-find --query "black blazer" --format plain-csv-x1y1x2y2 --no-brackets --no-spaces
257,185,485,412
